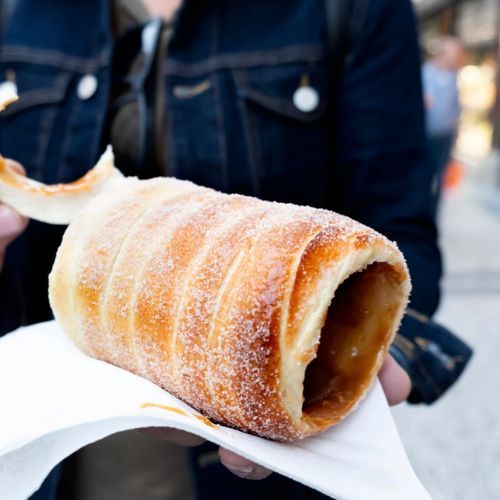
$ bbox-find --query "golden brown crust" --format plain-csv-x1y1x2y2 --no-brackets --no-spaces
49,179,410,441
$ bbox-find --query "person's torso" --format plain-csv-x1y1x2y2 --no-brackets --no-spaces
422,62,461,136
1,0,333,204
0,0,334,331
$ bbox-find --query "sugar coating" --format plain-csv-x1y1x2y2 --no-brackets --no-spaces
50,177,406,441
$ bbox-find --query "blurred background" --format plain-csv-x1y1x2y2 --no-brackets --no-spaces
394,1,500,499
416,0,500,175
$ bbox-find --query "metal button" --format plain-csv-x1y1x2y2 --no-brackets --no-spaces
77,74,98,100
0,80,18,96
293,85,319,113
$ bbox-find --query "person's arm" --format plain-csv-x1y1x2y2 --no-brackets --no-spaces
333,0,439,314
332,0,472,403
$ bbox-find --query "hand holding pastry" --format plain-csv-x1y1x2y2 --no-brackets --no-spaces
146,353,411,480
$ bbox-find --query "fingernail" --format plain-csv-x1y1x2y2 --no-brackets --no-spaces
229,465,255,478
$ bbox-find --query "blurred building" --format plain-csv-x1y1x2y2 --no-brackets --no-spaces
414,0,500,185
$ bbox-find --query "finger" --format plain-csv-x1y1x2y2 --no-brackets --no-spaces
141,427,205,447
5,159,26,176
219,448,272,480
378,354,411,406
0,204,28,249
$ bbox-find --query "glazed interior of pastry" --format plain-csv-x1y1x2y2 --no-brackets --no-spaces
301,261,404,425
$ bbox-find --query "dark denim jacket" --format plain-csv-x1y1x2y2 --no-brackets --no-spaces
0,1,473,499
1,0,470,431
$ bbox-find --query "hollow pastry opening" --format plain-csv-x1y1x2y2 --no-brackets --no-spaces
302,262,403,422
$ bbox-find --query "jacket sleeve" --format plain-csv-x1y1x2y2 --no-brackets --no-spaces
331,0,472,403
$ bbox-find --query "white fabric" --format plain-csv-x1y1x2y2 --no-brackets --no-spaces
0,321,431,500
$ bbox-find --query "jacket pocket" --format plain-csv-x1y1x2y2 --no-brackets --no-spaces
166,74,229,191
0,62,72,181
232,60,330,206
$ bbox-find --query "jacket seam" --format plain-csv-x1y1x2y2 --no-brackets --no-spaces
165,45,324,77
58,82,84,181
211,73,229,190
32,72,72,180
0,46,111,73
232,69,262,196
33,106,57,180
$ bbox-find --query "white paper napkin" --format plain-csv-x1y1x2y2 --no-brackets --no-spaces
0,321,431,500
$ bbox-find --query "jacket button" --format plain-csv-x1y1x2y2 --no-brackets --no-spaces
77,74,98,100
293,85,319,113
0,80,17,97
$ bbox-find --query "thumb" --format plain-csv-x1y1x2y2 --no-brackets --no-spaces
0,204,28,250
378,354,411,406
218,448,272,480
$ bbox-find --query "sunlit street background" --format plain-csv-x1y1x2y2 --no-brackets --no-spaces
395,1,500,498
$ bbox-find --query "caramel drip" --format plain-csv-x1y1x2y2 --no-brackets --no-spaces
140,402,189,417
140,403,219,429
194,415,219,429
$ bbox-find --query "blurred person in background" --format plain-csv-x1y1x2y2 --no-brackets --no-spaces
422,36,465,212
0,1,472,499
